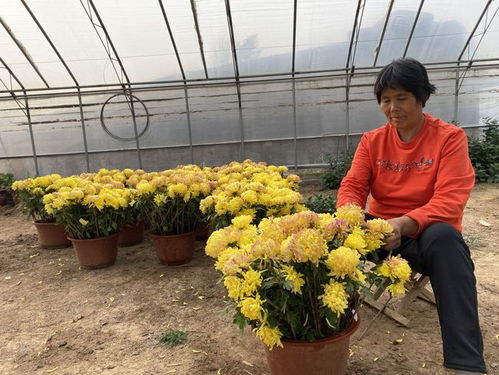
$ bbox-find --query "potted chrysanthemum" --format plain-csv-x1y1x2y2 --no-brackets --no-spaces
200,160,303,229
43,177,133,268
137,166,213,265
205,204,411,375
11,174,72,248
0,172,15,206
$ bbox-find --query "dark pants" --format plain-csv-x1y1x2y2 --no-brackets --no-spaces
389,222,487,373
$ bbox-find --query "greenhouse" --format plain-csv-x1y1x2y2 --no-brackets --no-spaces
1,0,498,177
1,1,498,375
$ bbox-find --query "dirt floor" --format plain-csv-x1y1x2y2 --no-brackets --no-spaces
0,183,498,375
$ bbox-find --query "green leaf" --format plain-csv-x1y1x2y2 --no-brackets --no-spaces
233,312,248,332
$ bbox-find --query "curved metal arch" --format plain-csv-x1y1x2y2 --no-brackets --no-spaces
0,16,49,88
100,93,150,141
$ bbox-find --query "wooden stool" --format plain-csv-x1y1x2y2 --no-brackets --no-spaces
364,271,436,327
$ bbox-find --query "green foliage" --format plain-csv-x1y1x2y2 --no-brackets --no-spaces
320,150,354,190
159,330,188,348
240,261,360,341
54,204,126,239
468,118,499,183
0,173,14,189
147,197,201,235
15,188,53,222
303,193,337,214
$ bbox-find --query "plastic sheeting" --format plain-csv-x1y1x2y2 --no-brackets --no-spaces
1,1,499,177
1,0,498,90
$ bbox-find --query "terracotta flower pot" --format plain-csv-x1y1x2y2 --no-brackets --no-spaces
69,233,119,269
118,221,145,247
150,231,195,266
194,223,211,241
0,189,8,206
264,316,360,375
33,221,71,249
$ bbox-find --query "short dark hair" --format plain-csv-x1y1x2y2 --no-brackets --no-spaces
374,58,436,107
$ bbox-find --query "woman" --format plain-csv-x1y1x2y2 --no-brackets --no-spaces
337,58,487,375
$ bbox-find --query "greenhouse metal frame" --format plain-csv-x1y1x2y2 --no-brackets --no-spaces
1,0,499,176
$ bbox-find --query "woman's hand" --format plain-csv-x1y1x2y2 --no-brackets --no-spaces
383,216,418,251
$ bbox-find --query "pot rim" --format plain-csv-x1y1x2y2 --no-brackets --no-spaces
280,314,359,346
68,232,119,242
150,231,195,239
122,220,146,229
33,220,58,225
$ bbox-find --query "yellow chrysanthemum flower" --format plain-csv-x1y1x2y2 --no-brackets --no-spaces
227,197,244,214
283,228,327,264
154,193,167,206
136,181,155,195
387,256,412,281
224,275,244,301
240,190,258,205
280,264,305,294
376,256,412,283
335,203,364,227
255,325,283,350
238,294,265,321
343,228,367,254
241,268,263,296
376,262,391,278
325,246,360,278
386,281,406,296
366,218,393,236
231,215,253,229
320,280,348,317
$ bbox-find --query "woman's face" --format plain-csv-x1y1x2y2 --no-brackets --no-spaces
379,86,423,133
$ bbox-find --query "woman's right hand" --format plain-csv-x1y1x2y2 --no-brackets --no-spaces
383,216,418,251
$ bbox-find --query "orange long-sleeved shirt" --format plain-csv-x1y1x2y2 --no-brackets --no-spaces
337,113,475,236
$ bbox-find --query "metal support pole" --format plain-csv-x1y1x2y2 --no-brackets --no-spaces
373,0,395,66
457,0,493,61
22,0,89,172
225,0,244,160
158,0,186,81
183,86,194,164
403,0,425,58
345,0,364,153
127,89,143,169
292,80,298,171
86,0,131,84
3,56,499,97
24,95,39,175
0,56,38,175
159,0,193,164
345,73,351,153
456,4,499,94
236,84,245,161
190,0,209,79
291,0,298,170
291,0,298,74
0,17,49,88
453,66,459,123
77,89,90,172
